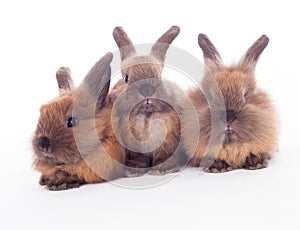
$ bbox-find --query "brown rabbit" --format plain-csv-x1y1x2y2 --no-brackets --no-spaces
32,53,126,190
110,26,189,176
184,34,278,172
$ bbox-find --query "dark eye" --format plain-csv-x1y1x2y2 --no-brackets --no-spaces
66,117,78,128
244,92,249,101
124,74,129,83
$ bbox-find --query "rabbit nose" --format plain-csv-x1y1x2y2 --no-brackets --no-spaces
226,110,237,123
138,84,156,97
38,136,50,152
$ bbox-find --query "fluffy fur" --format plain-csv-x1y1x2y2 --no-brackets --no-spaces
111,26,189,176
32,53,126,190
184,34,278,172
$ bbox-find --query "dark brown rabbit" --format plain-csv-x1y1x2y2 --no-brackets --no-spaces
32,53,126,190
110,26,189,176
184,34,278,172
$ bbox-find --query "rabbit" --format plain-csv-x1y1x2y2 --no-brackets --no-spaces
32,53,126,190
110,26,190,176
184,34,278,173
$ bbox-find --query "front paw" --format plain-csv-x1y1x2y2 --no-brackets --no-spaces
243,153,268,170
148,167,180,176
124,168,146,178
41,171,84,191
204,159,233,173
46,182,81,191
39,175,50,186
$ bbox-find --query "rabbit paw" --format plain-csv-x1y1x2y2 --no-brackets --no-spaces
41,171,84,191
39,175,50,186
46,182,81,191
125,168,146,178
243,153,268,170
204,160,233,173
148,167,180,176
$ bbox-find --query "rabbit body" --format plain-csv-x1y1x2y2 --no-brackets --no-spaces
111,26,188,175
184,34,278,172
32,53,126,190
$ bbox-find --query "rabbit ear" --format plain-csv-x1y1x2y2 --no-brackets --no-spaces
56,67,74,95
150,26,180,63
239,35,269,73
198,34,223,71
113,27,136,61
77,52,113,110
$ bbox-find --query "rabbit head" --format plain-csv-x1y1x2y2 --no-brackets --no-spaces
32,53,113,167
111,26,180,118
198,34,277,145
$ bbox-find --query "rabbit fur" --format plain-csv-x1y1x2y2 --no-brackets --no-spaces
184,34,278,172
32,53,126,190
110,26,191,176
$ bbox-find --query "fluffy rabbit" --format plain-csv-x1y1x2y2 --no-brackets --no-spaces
185,34,278,172
32,53,126,190
110,26,189,176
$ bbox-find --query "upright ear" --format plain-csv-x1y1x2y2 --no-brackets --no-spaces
77,52,113,110
238,35,269,74
113,27,136,61
198,34,223,72
56,67,74,95
150,26,180,63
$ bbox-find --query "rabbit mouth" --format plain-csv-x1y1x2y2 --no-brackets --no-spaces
223,129,239,145
38,151,66,166
39,150,54,159
137,98,159,116
223,123,237,143
224,133,236,145
225,129,234,134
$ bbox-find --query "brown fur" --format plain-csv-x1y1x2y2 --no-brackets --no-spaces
111,26,188,175
32,53,126,190
184,34,278,172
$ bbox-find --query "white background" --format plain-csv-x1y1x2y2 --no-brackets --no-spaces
0,0,299,229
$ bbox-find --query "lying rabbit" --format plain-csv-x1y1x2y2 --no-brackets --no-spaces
32,53,126,190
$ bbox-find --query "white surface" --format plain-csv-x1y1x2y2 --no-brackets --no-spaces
0,0,299,229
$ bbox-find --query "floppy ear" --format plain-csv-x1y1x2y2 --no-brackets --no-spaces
113,27,136,61
77,52,113,110
150,25,180,63
198,33,223,72
238,35,269,74
56,67,74,95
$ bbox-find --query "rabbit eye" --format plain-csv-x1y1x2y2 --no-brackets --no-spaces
66,117,78,128
124,74,129,83
244,92,249,101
